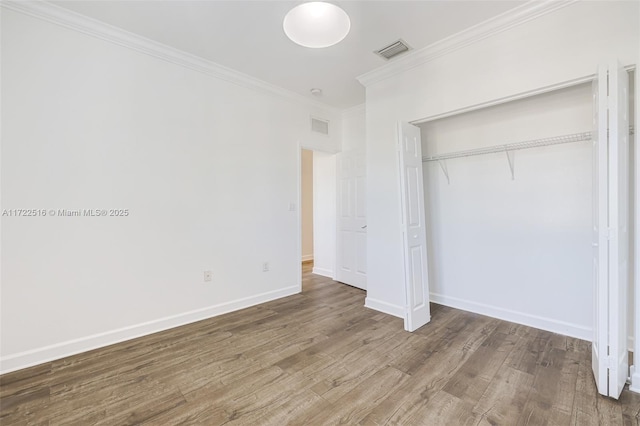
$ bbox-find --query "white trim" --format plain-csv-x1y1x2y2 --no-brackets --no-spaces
631,367,640,393
296,143,303,294
364,297,405,319
357,0,576,87
1,1,337,114
0,285,299,374
334,153,341,287
412,75,594,125
430,292,591,341
411,66,633,127
301,254,314,262
634,58,640,393
311,267,334,278
629,361,640,393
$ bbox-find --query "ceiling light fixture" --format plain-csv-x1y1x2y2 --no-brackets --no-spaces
283,2,350,48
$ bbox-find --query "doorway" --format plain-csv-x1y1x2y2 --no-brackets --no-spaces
300,148,337,278
301,149,314,267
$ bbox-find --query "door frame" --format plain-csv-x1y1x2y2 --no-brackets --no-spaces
296,142,339,288
631,65,640,393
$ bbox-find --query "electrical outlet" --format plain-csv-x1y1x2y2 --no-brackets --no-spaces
262,262,270,272
204,270,212,282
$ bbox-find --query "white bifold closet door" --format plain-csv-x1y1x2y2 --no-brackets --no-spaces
592,61,630,400
398,122,431,332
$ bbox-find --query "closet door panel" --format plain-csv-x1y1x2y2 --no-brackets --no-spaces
398,122,431,332
608,61,630,399
592,64,609,396
591,61,629,400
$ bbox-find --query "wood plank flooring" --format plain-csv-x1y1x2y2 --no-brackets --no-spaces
2,262,640,425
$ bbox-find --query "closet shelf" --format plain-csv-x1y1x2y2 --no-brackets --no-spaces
422,132,591,162
422,125,635,163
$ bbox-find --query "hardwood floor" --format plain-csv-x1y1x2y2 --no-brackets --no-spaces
2,262,640,425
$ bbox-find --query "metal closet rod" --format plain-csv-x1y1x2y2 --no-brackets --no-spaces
422,125,635,163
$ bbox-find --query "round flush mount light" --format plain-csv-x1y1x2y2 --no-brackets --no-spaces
283,2,350,48
310,88,323,96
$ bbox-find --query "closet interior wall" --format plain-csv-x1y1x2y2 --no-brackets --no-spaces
419,82,613,341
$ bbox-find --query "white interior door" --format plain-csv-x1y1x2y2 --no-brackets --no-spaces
398,122,431,332
592,61,630,400
336,150,367,290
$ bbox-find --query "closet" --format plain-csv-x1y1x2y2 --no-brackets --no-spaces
420,83,594,334
400,63,635,399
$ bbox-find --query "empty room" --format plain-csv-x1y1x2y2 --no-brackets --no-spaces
2,0,640,424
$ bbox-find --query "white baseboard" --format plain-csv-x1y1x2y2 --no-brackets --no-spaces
430,292,592,341
364,297,405,319
630,367,640,394
0,285,299,375
301,254,314,262
312,267,333,278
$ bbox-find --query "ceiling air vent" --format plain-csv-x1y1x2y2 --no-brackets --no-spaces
375,39,411,60
311,117,329,136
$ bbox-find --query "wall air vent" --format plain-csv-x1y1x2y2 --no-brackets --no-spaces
311,117,329,136
374,39,411,60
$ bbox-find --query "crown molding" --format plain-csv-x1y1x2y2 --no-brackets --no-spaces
2,0,339,114
357,0,578,87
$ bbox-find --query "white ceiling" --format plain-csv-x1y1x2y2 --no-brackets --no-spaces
52,1,525,109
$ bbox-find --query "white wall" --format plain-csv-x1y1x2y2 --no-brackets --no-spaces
420,84,593,338
363,1,639,330
341,105,366,153
301,149,314,261
312,152,336,278
0,8,340,373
